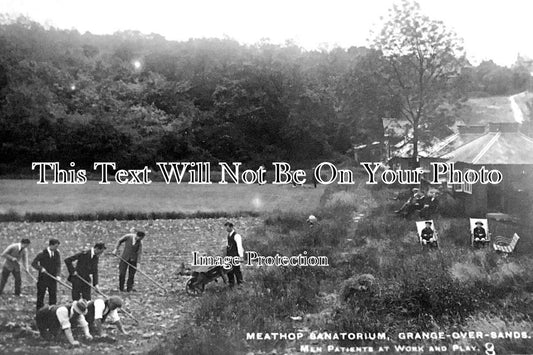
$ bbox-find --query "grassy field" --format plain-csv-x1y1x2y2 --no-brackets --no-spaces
152,182,533,355
0,179,325,218
0,178,326,353
2,175,532,354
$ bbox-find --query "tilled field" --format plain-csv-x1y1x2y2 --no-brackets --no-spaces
0,217,263,354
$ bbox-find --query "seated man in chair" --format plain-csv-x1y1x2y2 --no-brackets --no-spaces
396,188,425,217
473,221,487,243
470,219,490,248
419,221,438,247
419,190,439,219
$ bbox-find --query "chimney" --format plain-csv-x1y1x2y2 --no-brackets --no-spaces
457,125,487,134
488,122,521,133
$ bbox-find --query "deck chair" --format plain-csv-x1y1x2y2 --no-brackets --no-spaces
470,218,491,248
416,220,439,249
493,233,520,254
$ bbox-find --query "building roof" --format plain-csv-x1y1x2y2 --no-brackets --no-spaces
391,128,485,159
390,139,437,158
427,130,486,156
440,123,533,164
353,141,381,150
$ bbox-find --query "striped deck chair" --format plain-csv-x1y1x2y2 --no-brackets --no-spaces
493,233,520,254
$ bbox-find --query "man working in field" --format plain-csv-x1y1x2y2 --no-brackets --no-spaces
32,238,61,311
0,238,31,296
225,222,244,287
35,298,92,346
112,229,145,292
85,296,128,336
65,243,106,301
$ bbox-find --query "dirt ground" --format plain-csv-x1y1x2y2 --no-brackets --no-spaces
0,217,263,354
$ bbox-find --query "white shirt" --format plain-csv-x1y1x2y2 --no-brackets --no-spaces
229,231,244,258
93,298,120,323
56,306,88,330
47,247,54,258
90,248,95,259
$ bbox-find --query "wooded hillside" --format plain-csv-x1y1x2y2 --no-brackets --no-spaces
0,16,529,173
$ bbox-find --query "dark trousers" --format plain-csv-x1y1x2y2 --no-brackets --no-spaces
36,276,57,310
0,267,21,295
35,306,61,339
227,265,243,285
119,260,137,291
404,203,424,216
71,276,91,301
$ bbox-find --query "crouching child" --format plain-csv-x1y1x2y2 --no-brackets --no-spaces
35,299,92,346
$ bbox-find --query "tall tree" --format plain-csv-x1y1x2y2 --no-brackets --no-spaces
371,0,465,165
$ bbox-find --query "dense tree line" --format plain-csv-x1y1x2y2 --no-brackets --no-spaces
0,17,400,172
461,60,531,97
0,15,529,173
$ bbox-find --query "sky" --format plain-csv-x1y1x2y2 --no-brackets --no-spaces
1,0,532,67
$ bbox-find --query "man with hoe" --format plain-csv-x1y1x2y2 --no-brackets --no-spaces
32,238,62,311
65,243,106,301
0,238,31,296
113,229,145,292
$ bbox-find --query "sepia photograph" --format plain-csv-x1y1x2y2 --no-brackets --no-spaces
0,0,532,354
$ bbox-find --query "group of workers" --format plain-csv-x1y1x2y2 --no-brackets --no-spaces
1,221,245,346
0,229,146,346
